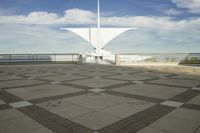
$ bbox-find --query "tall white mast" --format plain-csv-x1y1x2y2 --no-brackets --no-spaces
97,0,100,29
97,0,100,58
61,0,137,61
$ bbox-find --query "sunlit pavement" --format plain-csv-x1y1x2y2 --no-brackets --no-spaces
0,64,200,133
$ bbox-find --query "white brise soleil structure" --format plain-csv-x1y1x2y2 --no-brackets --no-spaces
61,0,137,59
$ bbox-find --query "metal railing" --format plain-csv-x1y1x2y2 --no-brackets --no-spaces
115,53,200,65
0,53,80,64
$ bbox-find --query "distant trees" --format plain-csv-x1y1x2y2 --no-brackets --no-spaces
181,57,200,64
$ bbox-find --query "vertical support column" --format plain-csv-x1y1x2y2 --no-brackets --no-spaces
54,54,56,63
36,54,38,62
9,54,11,64
97,0,100,63
97,0,100,29
115,54,120,65
72,54,74,63
78,54,83,65
28,54,30,63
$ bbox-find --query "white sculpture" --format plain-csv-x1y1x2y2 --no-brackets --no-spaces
61,0,137,63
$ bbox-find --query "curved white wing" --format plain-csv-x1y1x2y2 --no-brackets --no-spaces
61,28,137,49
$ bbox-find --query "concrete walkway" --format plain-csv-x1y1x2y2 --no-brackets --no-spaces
0,64,200,133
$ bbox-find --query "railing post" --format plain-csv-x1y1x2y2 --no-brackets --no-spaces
29,54,30,63
9,54,11,64
72,54,74,63
54,54,56,64
78,54,83,65
115,54,119,65
36,54,38,62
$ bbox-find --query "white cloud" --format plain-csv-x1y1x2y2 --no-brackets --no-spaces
172,0,200,13
164,8,182,15
102,16,174,29
0,8,200,53
61,8,96,24
0,8,96,25
0,9,175,29
0,25,93,54
0,8,199,31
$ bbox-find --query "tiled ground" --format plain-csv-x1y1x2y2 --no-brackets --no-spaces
111,84,187,100
0,64,200,133
0,109,53,133
7,84,82,100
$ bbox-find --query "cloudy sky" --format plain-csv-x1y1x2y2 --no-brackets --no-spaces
0,0,200,54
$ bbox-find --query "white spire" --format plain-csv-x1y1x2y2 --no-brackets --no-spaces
60,0,138,58
97,0,100,29
97,0,100,57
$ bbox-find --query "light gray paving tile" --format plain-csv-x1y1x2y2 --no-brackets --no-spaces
41,75,85,82
137,127,170,133
37,99,75,111
80,100,116,110
159,76,167,79
89,88,106,93
107,74,153,81
172,75,200,81
50,81,62,84
10,116,42,131
77,71,114,77
0,73,9,77
101,104,136,119
67,78,126,88
71,111,121,130
115,70,138,75
132,81,144,84
27,77,36,80
9,101,33,108
136,72,171,77
150,116,200,133
0,109,24,121
93,76,101,79
0,115,43,133
64,93,111,104
0,75,22,81
0,79,44,89
112,84,187,100
101,100,155,119
168,108,200,122
51,105,93,118
27,72,59,77
28,127,54,133
0,120,19,133
187,94,200,105
99,94,132,104
149,79,200,87
121,99,156,109
7,84,82,100
160,101,184,108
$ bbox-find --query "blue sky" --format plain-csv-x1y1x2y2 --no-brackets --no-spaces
0,0,174,15
0,0,200,54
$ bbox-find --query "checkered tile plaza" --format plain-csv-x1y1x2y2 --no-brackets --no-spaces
0,64,200,133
